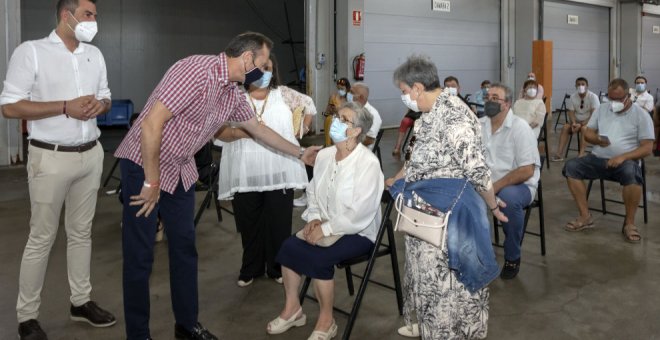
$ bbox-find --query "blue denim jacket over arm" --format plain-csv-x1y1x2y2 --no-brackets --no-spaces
390,178,500,293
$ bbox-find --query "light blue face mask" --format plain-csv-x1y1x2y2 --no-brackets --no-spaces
253,71,272,89
346,92,354,102
329,117,349,143
338,89,347,97
636,83,646,92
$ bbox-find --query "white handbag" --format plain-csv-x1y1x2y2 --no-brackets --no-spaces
393,181,468,249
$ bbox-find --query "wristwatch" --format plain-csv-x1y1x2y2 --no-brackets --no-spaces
297,147,306,159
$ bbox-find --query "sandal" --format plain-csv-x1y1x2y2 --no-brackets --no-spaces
397,323,420,338
564,215,594,232
267,307,306,334
622,224,641,243
307,320,338,340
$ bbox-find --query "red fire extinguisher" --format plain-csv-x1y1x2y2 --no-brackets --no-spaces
353,53,365,81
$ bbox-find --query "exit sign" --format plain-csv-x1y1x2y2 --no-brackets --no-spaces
567,15,579,25
432,0,451,12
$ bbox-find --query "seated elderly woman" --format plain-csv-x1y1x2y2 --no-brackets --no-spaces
513,79,546,138
266,102,383,340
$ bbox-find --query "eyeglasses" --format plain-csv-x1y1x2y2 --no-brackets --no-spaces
485,96,505,103
404,135,417,161
333,113,354,125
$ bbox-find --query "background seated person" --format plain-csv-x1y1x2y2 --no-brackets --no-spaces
267,102,383,339
519,72,544,99
471,80,491,118
349,82,382,149
552,77,600,161
443,75,470,106
324,77,351,146
392,109,421,156
482,83,541,279
562,78,654,243
630,75,654,115
512,79,546,138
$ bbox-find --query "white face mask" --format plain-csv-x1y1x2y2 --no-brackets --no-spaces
610,100,625,113
68,12,98,42
577,85,586,94
528,76,535,81
401,93,419,112
526,88,537,98
447,87,458,96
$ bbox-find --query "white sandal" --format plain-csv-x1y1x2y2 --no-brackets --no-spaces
307,320,338,340
397,323,420,337
267,307,306,334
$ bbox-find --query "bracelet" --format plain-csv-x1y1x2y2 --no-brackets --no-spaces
490,206,499,212
143,181,160,188
63,100,68,118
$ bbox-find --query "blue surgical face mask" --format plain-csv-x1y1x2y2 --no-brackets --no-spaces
253,71,272,89
346,92,354,102
329,117,349,143
338,89,347,97
482,88,489,96
636,83,646,92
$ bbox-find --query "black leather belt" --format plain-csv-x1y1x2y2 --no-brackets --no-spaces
30,139,97,153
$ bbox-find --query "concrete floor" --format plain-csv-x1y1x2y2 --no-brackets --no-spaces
1,124,659,340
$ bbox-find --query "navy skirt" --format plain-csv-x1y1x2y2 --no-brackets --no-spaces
276,234,374,280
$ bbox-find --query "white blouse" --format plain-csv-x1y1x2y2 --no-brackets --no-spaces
217,87,312,199
301,144,384,243
513,98,546,138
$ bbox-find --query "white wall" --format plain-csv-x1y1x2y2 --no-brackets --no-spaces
20,0,306,112
641,13,660,100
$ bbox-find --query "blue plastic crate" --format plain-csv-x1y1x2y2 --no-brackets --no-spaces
97,99,133,126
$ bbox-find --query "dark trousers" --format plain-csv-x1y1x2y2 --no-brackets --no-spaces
120,159,198,339
232,189,294,279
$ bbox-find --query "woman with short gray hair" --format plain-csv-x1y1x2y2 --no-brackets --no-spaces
388,55,507,339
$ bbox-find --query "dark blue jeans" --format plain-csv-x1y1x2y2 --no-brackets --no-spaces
498,184,532,262
120,159,198,339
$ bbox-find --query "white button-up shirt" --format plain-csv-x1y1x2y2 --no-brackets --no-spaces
629,89,654,113
480,110,541,201
364,101,382,143
1,30,111,146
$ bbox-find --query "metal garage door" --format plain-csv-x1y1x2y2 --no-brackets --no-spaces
543,0,610,109
641,14,660,102
363,0,501,127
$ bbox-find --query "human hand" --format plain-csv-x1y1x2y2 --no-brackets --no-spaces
606,155,626,168
301,146,322,166
571,123,581,133
385,177,396,188
129,184,160,217
492,197,508,223
66,95,96,120
598,135,611,147
83,98,109,119
303,219,323,245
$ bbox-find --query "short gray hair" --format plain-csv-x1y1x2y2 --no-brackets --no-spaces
392,55,441,91
489,82,513,104
340,102,373,142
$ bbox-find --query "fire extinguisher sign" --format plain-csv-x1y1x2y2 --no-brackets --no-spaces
352,10,362,26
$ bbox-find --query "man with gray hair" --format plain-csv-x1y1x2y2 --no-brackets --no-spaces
1,1,115,338
349,82,382,148
481,83,541,279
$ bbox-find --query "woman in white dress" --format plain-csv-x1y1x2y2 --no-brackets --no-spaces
216,53,316,286
513,79,546,138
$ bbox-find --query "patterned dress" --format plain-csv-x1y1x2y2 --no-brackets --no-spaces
403,89,493,339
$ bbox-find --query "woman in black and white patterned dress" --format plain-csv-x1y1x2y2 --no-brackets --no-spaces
387,55,508,339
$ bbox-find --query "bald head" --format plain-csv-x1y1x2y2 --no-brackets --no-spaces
350,82,370,106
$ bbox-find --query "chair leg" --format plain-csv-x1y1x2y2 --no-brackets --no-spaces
565,133,573,158
342,244,382,340
599,179,606,215
386,219,404,315
345,266,355,296
642,161,648,224
213,191,223,222
537,182,546,256
299,276,312,306
493,216,500,245
102,158,120,187
586,179,594,199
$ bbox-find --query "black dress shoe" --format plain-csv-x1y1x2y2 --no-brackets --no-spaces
500,259,521,280
70,301,117,327
18,319,47,340
175,322,218,340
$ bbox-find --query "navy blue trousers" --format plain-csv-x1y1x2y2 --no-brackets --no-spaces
120,159,198,339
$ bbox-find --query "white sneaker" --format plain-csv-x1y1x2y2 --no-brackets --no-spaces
293,192,307,207
397,324,420,337
237,278,254,287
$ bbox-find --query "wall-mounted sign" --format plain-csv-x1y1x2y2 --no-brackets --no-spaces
432,0,451,12
653,25,660,34
353,10,362,26
567,15,579,25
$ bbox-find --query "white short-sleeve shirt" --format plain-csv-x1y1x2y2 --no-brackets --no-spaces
364,101,382,144
587,102,655,159
566,91,600,122
0,30,111,146
480,110,541,201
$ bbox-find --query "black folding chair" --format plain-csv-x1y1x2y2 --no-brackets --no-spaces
553,94,570,133
537,114,550,169
493,156,546,255
372,129,385,170
586,158,648,224
193,142,233,227
298,192,403,340
564,130,583,158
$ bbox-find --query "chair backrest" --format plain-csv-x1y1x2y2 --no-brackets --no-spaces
373,129,385,151
194,141,218,186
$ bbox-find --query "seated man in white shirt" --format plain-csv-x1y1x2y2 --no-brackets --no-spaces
630,75,654,115
552,77,601,161
481,83,541,280
562,78,655,243
350,82,382,149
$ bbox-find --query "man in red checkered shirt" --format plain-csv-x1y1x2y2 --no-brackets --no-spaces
114,32,319,340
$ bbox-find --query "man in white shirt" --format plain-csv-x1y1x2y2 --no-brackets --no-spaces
630,75,654,114
350,82,382,149
552,77,601,160
0,1,115,338
563,79,655,243
481,83,541,280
